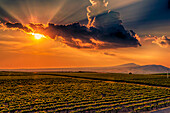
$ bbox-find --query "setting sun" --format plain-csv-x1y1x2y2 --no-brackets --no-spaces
32,33,45,40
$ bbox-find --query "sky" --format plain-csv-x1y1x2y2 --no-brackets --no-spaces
0,0,170,69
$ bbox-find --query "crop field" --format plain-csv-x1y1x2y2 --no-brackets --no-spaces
41,72,170,87
0,72,169,113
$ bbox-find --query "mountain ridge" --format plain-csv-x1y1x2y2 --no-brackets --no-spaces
0,63,169,74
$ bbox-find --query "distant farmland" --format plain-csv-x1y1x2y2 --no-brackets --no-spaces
0,72,169,112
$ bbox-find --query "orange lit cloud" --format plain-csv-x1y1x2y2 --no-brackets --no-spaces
152,36,170,48
144,35,170,48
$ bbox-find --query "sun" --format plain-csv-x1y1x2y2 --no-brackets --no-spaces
32,33,45,40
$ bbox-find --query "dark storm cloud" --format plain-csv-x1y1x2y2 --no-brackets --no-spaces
3,20,141,49
5,22,33,33
30,20,141,49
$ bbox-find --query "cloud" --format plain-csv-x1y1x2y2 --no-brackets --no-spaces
87,0,108,27
1,0,141,49
30,22,141,49
152,36,170,48
5,22,33,33
103,52,115,56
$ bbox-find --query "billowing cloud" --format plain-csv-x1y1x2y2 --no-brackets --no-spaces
152,36,170,48
5,22,33,33
1,0,141,49
4,22,141,49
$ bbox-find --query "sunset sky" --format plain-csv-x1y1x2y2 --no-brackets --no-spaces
0,0,170,69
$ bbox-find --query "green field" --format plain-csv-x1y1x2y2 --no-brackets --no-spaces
0,72,169,112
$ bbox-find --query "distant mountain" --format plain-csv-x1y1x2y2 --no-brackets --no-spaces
131,64,170,74
0,63,169,74
116,63,140,67
108,63,169,74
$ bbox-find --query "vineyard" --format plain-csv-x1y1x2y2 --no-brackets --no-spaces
43,72,170,87
0,72,169,112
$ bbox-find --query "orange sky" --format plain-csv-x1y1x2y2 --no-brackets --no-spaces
0,0,170,69
0,29,169,69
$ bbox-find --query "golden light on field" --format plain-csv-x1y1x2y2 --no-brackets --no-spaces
32,33,45,40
